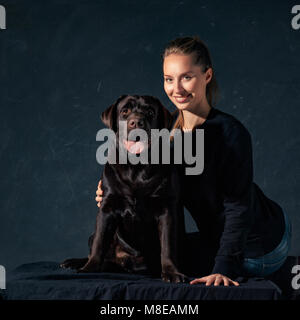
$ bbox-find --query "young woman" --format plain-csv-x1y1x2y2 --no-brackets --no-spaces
96,36,291,287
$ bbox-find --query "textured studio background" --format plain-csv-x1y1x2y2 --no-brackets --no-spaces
0,0,299,271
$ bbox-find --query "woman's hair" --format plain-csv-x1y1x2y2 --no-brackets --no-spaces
161,36,219,131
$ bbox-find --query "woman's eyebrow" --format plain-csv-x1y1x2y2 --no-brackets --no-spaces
164,71,195,77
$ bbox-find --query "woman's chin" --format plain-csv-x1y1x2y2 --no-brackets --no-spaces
173,101,193,111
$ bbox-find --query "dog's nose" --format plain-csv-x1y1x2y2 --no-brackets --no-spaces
128,118,145,129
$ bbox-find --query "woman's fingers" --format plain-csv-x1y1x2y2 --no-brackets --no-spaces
96,189,103,196
223,277,230,286
189,277,207,285
205,277,215,286
214,275,223,286
95,180,103,207
231,280,240,286
95,196,102,207
190,274,239,286
96,180,103,196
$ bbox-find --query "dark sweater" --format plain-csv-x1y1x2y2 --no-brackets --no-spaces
172,107,285,278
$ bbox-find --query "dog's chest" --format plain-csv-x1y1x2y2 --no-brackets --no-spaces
119,195,164,222
103,164,171,222
107,164,170,196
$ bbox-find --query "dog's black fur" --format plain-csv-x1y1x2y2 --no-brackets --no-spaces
61,95,187,282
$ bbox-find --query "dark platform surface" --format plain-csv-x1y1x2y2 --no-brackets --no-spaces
0,261,282,300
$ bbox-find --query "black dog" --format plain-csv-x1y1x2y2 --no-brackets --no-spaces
61,95,187,283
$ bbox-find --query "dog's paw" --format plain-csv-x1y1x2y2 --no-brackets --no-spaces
77,259,102,273
60,258,88,270
161,271,189,283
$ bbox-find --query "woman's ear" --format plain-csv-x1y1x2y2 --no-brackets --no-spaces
101,95,128,131
205,67,213,84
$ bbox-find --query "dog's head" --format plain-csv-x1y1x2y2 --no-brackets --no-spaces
101,95,173,154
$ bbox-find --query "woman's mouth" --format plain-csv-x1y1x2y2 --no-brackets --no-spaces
173,94,192,103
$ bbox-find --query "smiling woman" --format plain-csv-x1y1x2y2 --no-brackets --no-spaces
162,37,219,131
160,36,291,286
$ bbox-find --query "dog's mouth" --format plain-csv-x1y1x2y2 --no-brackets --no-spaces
123,136,149,154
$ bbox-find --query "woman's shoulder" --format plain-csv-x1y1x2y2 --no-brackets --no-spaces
211,107,252,147
170,107,251,142
213,108,250,136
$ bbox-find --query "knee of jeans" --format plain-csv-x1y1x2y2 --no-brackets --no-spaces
286,224,292,251
242,259,264,277
285,212,292,237
288,221,292,238
262,256,288,276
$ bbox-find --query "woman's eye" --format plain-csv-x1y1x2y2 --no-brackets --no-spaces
165,78,172,83
184,76,192,80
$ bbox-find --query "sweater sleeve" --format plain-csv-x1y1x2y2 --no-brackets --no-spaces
211,123,254,278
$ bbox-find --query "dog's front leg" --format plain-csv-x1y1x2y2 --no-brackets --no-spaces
78,208,117,273
158,210,188,283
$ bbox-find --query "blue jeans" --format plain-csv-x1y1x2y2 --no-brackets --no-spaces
242,211,292,277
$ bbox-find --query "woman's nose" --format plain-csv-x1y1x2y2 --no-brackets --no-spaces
173,79,185,94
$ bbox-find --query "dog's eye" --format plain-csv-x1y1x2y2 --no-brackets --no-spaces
147,109,154,117
121,108,130,115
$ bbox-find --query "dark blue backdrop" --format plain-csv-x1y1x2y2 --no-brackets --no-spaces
0,0,299,272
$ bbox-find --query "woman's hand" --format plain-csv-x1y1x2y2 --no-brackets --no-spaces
190,274,239,286
95,180,103,207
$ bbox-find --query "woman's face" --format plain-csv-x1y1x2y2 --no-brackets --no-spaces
163,53,212,112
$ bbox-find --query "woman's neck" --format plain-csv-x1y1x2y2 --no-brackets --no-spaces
182,100,212,131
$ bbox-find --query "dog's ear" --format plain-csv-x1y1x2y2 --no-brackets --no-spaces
101,95,128,131
101,104,116,129
154,98,174,130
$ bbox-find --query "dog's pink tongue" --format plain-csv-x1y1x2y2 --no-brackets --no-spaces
123,140,145,154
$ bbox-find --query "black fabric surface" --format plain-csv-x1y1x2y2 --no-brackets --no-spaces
0,262,281,300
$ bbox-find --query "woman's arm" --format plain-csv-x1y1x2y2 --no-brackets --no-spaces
190,122,253,285
212,123,254,278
